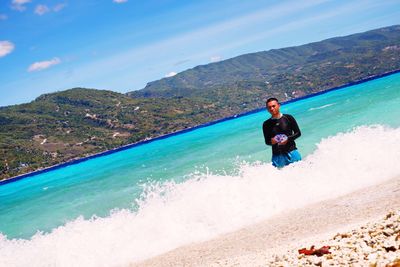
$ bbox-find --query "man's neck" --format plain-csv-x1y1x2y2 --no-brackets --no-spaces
272,113,283,119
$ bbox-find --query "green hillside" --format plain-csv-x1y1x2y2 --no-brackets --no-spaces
129,25,400,108
0,89,226,180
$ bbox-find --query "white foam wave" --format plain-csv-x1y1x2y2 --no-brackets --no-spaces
308,103,335,111
1,125,399,267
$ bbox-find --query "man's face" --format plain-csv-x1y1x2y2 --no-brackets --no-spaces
266,100,280,116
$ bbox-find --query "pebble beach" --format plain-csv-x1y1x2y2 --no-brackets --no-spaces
268,210,400,266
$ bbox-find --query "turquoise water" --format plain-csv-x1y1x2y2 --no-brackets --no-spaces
0,73,400,241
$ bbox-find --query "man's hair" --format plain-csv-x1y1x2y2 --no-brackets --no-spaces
266,97,279,104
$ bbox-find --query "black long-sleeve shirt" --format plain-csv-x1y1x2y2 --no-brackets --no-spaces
262,114,301,155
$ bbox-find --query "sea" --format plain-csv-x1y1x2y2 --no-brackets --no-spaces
1,73,400,266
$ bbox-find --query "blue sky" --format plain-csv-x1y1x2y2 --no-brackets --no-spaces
0,0,399,106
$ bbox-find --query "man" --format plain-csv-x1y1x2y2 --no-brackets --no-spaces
262,97,302,168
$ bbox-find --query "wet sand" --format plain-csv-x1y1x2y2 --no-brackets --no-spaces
131,176,400,266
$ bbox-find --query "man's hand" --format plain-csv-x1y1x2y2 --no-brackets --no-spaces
279,139,288,145
273,134,288,145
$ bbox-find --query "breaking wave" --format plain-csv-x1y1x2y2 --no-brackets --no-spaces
1,125,399,267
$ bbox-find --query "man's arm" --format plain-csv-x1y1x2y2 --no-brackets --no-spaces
262,121,275,146
286,114,301,141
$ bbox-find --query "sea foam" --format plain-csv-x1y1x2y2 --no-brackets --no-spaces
0,125,399,267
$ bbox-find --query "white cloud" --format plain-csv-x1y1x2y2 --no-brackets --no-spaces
210,56,222,63
34,3,66,15
35,4,50,15
165,72,177,78
28,57,61,72
11,0,31,11
173,59,190,66
0,14,8,20
53,3,67,12
12,0,30,3
113,0,128,3
12,0,31,4
0,41,15,57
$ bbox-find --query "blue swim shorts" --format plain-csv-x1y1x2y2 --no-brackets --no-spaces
272,149,302,168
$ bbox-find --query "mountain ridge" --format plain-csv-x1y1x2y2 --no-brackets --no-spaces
129,25,400,101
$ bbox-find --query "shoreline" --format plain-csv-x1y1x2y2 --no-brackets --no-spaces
131,175,400,266
2,69,400,186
